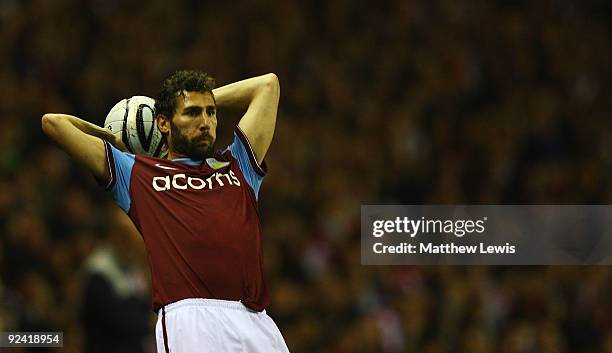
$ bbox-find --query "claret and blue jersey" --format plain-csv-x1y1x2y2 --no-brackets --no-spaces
99,127,270,313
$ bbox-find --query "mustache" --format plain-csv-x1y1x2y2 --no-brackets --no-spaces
193,133,212,143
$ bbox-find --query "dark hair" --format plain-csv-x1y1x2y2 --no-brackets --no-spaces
155,70,216,119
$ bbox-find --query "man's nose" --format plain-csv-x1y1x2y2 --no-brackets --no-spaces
198,114,211,131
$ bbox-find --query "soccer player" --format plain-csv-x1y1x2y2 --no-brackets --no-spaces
41,71,289,353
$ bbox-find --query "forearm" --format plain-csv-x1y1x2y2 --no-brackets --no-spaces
41,113,111,181
43,114,114,141
212,74,280,163
213,73,279,110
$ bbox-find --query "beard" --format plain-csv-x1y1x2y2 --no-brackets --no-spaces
169,122,215,160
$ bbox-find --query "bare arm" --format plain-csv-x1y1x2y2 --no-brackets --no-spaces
41,114,124,183
213,73,280,164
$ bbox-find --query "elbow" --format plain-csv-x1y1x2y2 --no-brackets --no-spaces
265,73,280,87
263,73,280,96
41,114,53,134
41,114,60,136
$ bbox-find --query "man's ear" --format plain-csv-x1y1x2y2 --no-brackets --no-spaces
157,114,170,135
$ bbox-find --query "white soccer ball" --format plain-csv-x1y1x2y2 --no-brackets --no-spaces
104,96,166,157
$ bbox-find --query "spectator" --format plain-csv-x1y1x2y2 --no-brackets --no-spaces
81,205,151,353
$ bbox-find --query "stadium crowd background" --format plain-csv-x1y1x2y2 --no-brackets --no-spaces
0,0,610,352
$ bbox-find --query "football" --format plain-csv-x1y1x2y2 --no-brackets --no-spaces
104,96,166,157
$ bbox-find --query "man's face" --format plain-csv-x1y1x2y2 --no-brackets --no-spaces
166,91,217,160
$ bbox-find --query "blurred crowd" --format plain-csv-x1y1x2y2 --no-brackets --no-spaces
1,0,611,352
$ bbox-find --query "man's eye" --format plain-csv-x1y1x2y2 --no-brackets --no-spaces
207,108,216,116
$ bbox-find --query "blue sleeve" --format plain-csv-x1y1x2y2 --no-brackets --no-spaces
225,127,267,200
99,141,135,213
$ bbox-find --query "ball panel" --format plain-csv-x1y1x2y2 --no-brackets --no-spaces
105,120,124,134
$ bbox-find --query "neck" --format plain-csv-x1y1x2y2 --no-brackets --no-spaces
167,150,187,160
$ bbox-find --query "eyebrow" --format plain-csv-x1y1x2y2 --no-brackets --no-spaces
183,105,215,112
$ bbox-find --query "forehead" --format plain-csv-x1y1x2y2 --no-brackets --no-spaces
176,91,215,110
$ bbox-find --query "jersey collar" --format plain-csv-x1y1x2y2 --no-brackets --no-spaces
171,158,202,166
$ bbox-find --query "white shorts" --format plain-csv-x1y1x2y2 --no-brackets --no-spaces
155,298,290,353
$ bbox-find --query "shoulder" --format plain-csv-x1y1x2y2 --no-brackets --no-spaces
224,127,267,177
